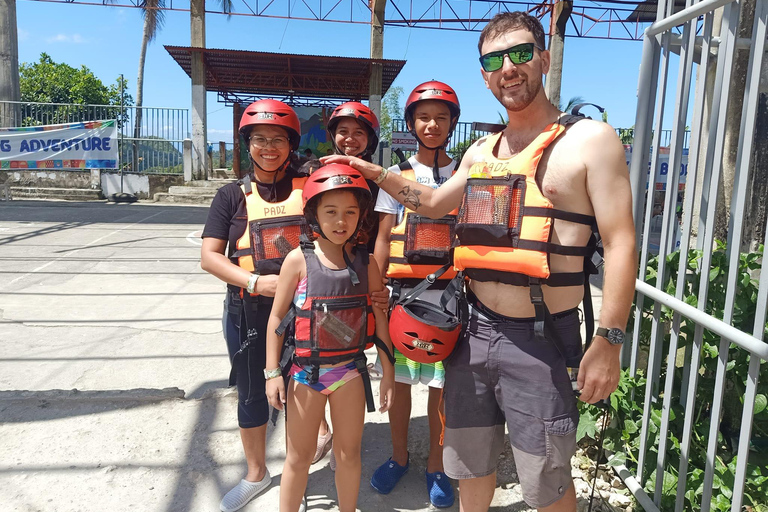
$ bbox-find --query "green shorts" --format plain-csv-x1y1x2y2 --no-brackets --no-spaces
375,347,445,388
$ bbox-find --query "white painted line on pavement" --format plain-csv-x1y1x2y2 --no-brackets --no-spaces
186,230,203,246
3,209,168,289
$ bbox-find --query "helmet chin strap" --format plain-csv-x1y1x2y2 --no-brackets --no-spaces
409,117,458,184
250,155,290,201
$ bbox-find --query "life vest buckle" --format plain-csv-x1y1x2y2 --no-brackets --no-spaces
529,278,544,305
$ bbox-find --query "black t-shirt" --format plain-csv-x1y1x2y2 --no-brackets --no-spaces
202,169,304,292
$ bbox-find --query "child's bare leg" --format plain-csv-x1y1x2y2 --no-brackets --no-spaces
426,386,444,472
387,381,412,466
282,380,326,512
328,377,365,512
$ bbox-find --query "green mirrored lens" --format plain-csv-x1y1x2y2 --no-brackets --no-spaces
481,55,504,72
509,48,533,64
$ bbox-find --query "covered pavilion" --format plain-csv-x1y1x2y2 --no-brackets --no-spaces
165,46,405,177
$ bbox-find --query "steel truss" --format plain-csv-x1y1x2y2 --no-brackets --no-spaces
24,0,694,41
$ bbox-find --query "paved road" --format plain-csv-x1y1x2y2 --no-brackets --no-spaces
0,200,605,512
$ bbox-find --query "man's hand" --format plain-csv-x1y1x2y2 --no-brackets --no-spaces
577,337,621,403
370,285,390,314
320,154,382,181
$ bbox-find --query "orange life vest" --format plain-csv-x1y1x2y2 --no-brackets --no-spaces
387,162,458,281
232,174,310,285
454,115,600,340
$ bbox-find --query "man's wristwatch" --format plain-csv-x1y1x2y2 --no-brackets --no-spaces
595,327,625,345
264,367,281,380
246,273,260,294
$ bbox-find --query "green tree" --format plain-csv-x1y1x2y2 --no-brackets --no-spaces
379,86,404,144
19,53,133,126
20,53,126,105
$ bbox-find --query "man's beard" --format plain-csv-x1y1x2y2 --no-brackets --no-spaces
495,76,542,113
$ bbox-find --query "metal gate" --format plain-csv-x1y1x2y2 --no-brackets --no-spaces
625,0,768,510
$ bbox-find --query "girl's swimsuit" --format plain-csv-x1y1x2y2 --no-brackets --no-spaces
289,276,362,394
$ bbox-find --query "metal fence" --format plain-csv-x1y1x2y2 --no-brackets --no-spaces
0,101,189,174
624,0,768,510
389,119,498,164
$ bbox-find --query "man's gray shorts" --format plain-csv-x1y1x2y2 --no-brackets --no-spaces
443,293,582,509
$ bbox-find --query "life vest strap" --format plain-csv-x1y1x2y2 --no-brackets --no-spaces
354,356,376,412
275,306,296,337
523,206,596,227
466,268,585,287
514,239,594,257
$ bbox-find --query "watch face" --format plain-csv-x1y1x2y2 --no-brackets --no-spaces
608,328,625,344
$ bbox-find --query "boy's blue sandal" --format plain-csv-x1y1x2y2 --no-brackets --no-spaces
370,456,409,494
426,470,455,508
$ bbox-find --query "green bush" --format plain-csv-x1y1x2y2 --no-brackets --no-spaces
578,242,768,510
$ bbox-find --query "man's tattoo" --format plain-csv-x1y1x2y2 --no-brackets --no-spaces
398,185,422,210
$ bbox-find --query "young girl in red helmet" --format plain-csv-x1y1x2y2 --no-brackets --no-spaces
265,164,395,512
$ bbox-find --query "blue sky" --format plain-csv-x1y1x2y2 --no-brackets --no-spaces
15,0,651,142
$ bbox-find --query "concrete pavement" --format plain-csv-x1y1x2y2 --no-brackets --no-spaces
0,200,606,512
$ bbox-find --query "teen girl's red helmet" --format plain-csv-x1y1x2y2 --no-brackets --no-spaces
404,81,461,132
389,299,461,364
302,164,371,242
239,99,301,149
327,102,380,159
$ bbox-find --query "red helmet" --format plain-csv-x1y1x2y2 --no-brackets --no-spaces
389,299,461,364
404,81,461,126
302,163,371,207
327,102,380,159
239,99,301,149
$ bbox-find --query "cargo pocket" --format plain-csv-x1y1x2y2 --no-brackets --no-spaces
543,413,578,472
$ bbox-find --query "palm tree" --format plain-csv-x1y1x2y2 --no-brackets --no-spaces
127,0,232,170
559,95,585,114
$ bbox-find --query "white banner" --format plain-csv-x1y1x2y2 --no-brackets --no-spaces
624,144,689,191
0,120,119,170
391,131,418,151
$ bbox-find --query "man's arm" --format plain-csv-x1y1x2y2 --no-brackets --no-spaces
321,143,483,218
577,122,638,403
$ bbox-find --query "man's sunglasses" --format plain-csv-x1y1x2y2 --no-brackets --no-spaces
479,43,542,72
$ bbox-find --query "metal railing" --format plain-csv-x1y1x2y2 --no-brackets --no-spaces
0,101,189,174
625,0,768,510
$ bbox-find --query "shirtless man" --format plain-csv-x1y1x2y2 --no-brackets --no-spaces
323,12,636,512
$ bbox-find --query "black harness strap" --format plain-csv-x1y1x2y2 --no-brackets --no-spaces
514,239,594,257
523,206,596,226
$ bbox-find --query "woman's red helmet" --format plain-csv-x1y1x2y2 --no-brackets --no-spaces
389,299,461,364
239,99,301,149
327,102,380,159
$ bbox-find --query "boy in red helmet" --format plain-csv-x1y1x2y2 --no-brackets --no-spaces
369,81,461,508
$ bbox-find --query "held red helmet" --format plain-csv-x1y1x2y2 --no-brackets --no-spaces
389,300,461,364
327,102,380,159
239,99,301,150
404,80,461,129
388,265,463,364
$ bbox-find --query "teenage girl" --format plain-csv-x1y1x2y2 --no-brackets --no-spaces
265,164,395,512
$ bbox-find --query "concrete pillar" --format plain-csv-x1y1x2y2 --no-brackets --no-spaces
190,0,207,181
544,0,572,109
233,102,242,179
219,141,226,168
0,0,21,128
183,139,193,182
369,0,386,163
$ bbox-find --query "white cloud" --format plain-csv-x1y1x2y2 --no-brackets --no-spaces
17,29,30,42
208,128,233,136
45,34,88,44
